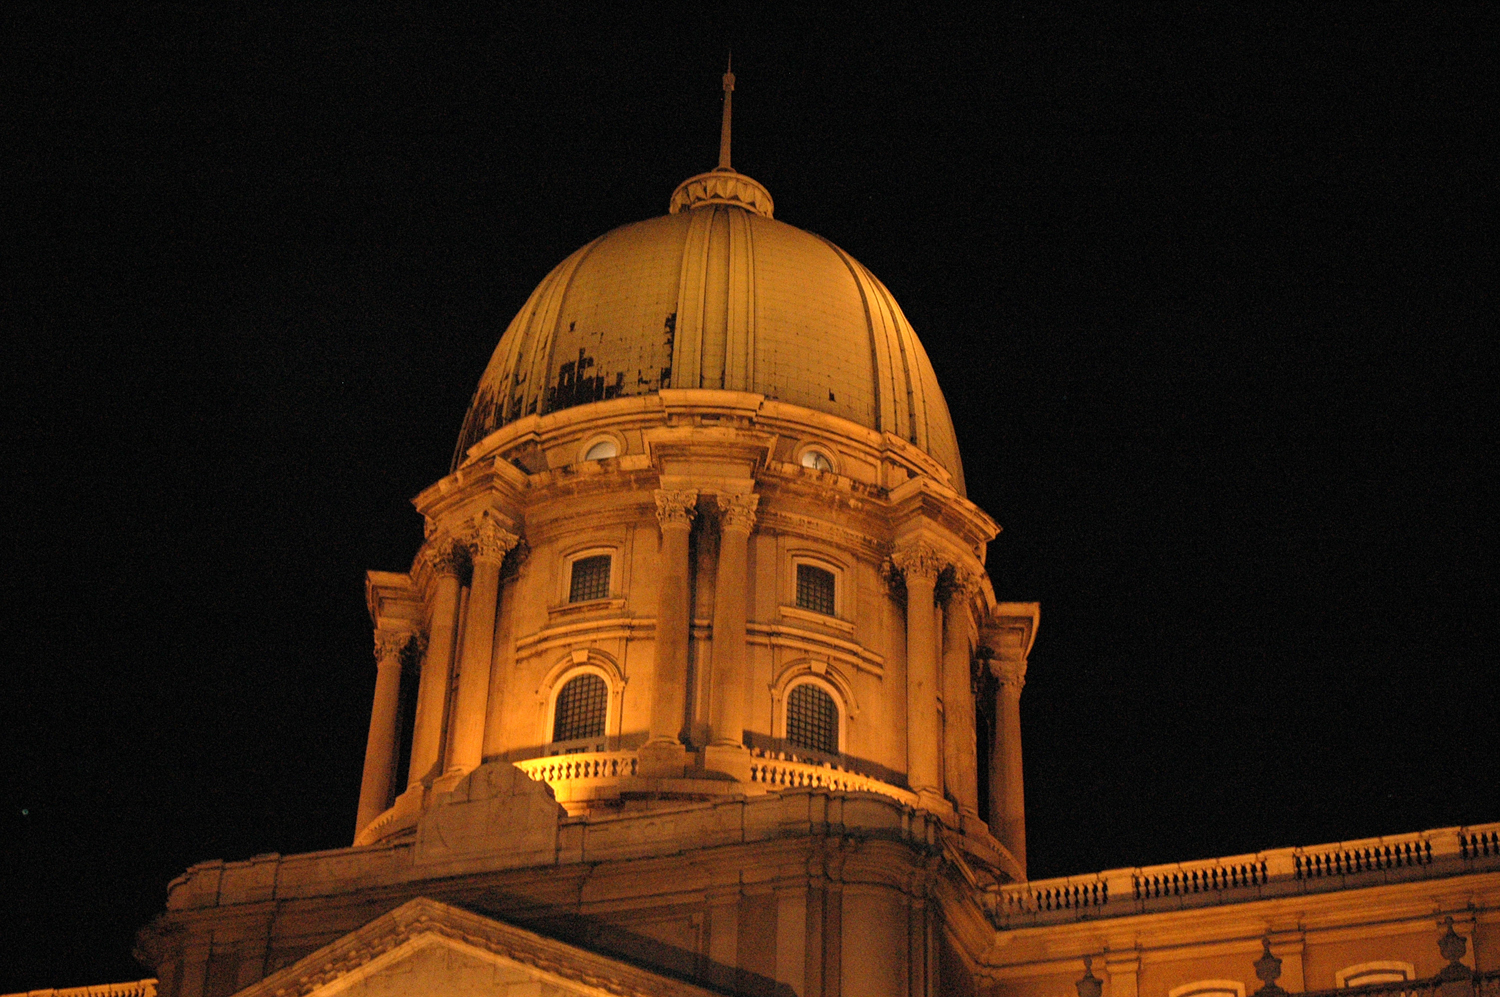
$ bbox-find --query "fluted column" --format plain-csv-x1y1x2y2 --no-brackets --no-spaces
354,629,413,838
892,540,947,809
447,514,518,777
706,492,757,780
942,570,982,818
642,489,696,776
989,653,1028,871
408,538,461,788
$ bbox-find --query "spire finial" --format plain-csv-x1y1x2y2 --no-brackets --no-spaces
717,54,735,172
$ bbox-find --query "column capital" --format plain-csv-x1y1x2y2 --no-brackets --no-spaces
943,566,983,605
987,654,1027,689
655,489,698,531
891,539,948,583
420,537,462,578
465,514,519,565
373,629,415,665
716,492,760,534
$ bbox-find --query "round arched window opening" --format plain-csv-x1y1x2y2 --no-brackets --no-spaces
552,673,608,742
800,449,834,472
583,439,619,461
786,681,840,755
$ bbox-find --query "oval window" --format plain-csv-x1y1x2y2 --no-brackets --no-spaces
800,449,833,472
583,439,619,461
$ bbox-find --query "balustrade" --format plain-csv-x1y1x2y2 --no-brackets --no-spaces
993,822,1500,927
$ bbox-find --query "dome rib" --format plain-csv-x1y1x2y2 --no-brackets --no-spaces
536,231,612,417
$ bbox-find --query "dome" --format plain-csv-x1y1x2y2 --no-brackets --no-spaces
454,169,965,494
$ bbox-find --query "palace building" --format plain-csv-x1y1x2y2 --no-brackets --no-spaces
53,74,1500,997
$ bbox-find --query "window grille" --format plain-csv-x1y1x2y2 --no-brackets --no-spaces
552,673,608,742
795,564,835,616
786,682,839,755
569,554,611,602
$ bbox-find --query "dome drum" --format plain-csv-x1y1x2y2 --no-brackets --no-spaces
357,387,1010,875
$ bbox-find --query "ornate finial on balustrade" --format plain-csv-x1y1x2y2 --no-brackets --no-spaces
1075,956,1103,997
1252,938,1287,997
1437,917,1471,983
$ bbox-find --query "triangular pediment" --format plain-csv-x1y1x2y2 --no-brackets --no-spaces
234,897,722,997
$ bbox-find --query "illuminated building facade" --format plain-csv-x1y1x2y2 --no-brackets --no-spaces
107,76,1500,996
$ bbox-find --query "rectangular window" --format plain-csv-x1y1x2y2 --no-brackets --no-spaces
795,564,836,616
568,555,611,602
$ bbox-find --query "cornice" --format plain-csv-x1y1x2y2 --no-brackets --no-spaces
746,621,886,675
411,457,527,529
513,616,658,658
756,507,889,562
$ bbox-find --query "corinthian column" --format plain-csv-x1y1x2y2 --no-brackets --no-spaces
642,489,696,776
942,570,982,818
409,537,461,788
989,651,1028,872
706,492,758,780
447,514,518,776
354,629,412,838
892,539,948,810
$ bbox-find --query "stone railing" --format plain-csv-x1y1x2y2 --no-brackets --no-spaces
748,749,918,807
515,750,638,787
992,822,1500,926
514,746,919,809
4,982,158,997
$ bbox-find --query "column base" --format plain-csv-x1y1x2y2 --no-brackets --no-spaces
637,739,688,778
702,743,752,782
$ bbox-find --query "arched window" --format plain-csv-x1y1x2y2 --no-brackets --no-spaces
583,438,618,461
1337,963,1414,988
786,681,839,755
1169,981,1245,997
552,673,608,742
800,448,833,472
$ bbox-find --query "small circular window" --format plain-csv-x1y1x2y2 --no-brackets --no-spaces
800,449,833,472
583,439,619,461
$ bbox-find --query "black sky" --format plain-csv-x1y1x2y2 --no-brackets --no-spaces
3,6,1495,992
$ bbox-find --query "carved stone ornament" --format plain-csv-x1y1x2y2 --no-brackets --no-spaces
654,489,698,531
373,630,411,664
1075,957,1104,997
717,492,760,534
467,515,519,564
890,540,948,583
1252,937,1287,997
988,654,1028,689
669,170,775,218
945,566,982,606
420,537,461,577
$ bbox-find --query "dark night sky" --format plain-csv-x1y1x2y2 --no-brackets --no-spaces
3,6,1495,992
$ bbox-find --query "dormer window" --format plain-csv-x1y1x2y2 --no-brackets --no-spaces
795,564,836,616
800,449,834,472
583,439,618,461
568,554,611,603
